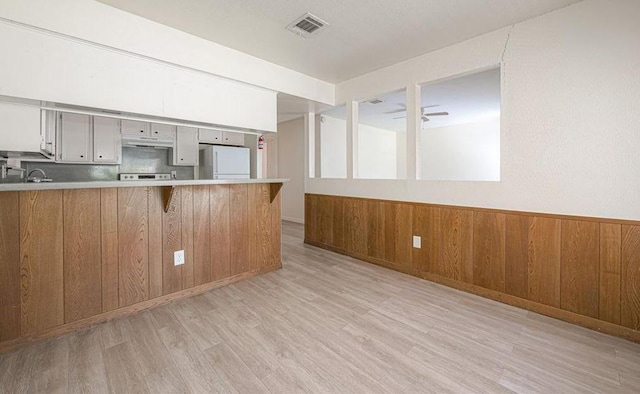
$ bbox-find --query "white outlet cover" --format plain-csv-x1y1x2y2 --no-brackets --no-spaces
174,250,185,266
412,236,422,249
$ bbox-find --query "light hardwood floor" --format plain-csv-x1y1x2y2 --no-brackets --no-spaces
1,221,639,393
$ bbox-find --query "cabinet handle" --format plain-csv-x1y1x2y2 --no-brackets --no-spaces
140,130,144,133
80,155,84,158
180,158,184,161
99,155,103,158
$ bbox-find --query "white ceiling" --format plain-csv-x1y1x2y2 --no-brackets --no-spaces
322,67,501,132
96,0,581,83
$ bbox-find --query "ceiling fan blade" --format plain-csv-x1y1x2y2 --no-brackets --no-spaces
425,112,449,117
383,108,407,114
392,116,407,120
421,116,429,122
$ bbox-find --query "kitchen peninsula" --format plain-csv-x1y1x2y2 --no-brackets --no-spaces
0,178,286,353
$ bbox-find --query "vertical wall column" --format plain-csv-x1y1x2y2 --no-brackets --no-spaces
347,100,359,179
304,112,316,179
314,115,322,178
406,84,421,180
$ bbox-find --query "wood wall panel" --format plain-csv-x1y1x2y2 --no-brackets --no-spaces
305,194,318,242
439,208,473,282
229,184,249,276
101,189,119,312
347,199,367,256
0,192,20,341
411,206,430,273
117,188,149,307
210,185,230,280
527,217,561,307
472,212,505,292
20,190,64,334
621,225,640,330
332,198,346,251
365,200,385,260
193,186,211,285
181,186,194,289
505,214,529,299
0,184,284,350
162,188,182,295
256,184,273,270
247,184,259,273
382,202,397,264
599,223,621,324
318,195,333,246
271,185,282,267
63,189,102,323
304,193,640,341
561,220,600,318
147,187,163,299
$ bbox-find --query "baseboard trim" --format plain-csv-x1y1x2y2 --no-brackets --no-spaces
304,239,640,344
0,265,280,355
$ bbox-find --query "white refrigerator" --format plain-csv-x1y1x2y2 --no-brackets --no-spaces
199,145,251,179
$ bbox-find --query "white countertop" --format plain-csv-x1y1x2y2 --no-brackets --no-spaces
0,178,289,191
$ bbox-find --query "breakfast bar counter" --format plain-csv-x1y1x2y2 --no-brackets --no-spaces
0,179,286,352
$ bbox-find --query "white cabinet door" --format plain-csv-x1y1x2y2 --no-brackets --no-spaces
93,116,121,163
174,126,198,166
198,128,222,144
59,113,91,162
222,131,245,146
121,119,150,136
151,123,175,138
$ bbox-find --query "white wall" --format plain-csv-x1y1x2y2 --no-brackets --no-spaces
307,0,640,221
396,133,407,179
320,115,347,178
420,119,500,181
277,118,305,223
357,124,397,179
0,0,333,105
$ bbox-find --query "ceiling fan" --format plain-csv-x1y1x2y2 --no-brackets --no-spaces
386,104,449,122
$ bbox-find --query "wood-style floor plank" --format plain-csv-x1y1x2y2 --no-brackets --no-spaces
1,221,639,394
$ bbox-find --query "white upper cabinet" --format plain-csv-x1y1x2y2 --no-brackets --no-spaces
151,123,175,139
0,101,41,152
198,129,245,146
222,131,245,146
93,116,121,163
174,126,198,166
59,113,91,162
198,129,222,144
121,119,150,136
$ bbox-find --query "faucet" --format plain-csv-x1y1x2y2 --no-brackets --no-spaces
27,168,51,183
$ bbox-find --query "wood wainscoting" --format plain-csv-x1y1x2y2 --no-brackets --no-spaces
0,184,282,352
304,193,640,343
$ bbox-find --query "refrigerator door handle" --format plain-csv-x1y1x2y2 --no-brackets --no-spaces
214,151,218,174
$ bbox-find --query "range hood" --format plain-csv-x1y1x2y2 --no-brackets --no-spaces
121,134,174,148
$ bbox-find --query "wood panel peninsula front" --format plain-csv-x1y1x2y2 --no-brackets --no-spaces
0,179,286,353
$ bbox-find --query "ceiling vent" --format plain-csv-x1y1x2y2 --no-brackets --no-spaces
286,13,328,38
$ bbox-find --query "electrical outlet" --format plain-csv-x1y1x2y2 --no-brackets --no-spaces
171,170,177,179
412,235,422,249
174,250,185,266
